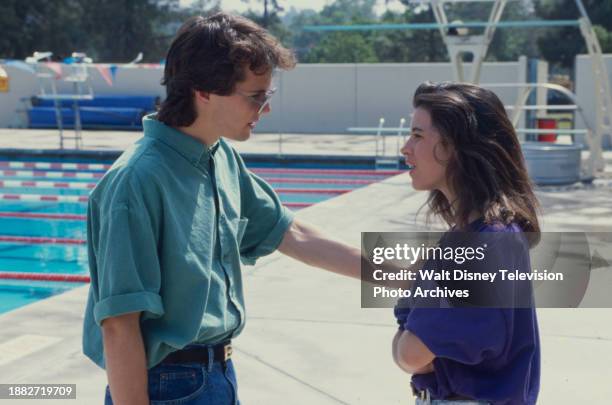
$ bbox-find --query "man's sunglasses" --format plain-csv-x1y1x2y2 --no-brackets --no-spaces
234,88,277,115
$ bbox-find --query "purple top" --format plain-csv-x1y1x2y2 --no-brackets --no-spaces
394,219,540,405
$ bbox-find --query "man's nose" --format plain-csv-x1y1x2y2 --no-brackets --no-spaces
260,102,271,115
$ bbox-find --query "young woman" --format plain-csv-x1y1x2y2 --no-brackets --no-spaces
393,82,540,405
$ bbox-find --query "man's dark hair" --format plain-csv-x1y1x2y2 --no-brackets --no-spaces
157,12,296,127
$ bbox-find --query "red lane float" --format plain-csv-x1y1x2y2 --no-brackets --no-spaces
0,193,88,203
0,181,348,192
0,176,374,187
0,161,110,171
0,161,397,176
0,180,96,190
0,196,307,209
0,193,320,205
266,177,374,185
276,188,349,194
1,167,399,181
0,169,104,179
0,235,86,245
0,271,90,283
0,212,86,221
284,202,312,208
252,168,402,176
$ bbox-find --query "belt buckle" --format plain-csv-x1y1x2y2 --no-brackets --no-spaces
223,344,233,361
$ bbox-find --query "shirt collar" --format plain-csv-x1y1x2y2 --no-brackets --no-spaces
143,113,220,166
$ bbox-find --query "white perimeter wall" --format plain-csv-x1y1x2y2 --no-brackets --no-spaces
1,59,528,133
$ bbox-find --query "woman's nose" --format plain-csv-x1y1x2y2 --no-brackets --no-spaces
400,139,412,156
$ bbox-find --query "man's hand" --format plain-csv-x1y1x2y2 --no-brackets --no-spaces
102,312,149,405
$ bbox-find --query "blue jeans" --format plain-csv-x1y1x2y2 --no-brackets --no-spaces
104,359,239,404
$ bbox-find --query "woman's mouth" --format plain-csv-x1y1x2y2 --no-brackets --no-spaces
248,121,257,129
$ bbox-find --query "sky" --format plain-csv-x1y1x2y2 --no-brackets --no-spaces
180,0,407,15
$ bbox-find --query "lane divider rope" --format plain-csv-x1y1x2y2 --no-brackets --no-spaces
0,163,401,177
0,193,317,206
0,177,373,186
0,193,88,203
0,212,86,221
0,180,96,189
252,168,402,176
0,161,111,171
0,203,309,225
268,188,349,194
0,169,103,179
0,271,90,283
0,235,86,245
266,177,374,185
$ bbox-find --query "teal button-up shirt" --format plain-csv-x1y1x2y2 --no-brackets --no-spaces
82,114,294,369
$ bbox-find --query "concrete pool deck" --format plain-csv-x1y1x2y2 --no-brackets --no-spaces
0,128,611,404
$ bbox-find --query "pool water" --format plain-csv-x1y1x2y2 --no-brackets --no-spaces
0,280,75,313
0,158,400,314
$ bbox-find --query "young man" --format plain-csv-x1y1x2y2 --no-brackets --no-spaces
82,12,362,405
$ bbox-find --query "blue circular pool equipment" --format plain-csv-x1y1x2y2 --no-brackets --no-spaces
521,142,582,186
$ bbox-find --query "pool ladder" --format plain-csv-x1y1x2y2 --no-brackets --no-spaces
26,51,94,150
375,118,409,170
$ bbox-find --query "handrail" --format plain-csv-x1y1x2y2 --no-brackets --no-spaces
480,82,594,133
303,20,580,32
515,128,588,135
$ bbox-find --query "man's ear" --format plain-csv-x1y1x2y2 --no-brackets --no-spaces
194,90,212,104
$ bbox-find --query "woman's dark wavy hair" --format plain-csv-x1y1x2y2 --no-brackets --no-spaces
413,81,540,243
158,12,296,127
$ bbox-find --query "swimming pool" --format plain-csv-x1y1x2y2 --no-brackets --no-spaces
0,158,401,314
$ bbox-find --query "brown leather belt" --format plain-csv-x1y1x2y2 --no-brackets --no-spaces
161,341,233,365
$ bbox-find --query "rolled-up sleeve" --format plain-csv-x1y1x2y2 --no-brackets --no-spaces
88,177,164,326
238,170,294,265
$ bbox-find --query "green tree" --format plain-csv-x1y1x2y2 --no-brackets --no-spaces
290,0,379,63
81,0,184,62
487,1,540,61
302,32,378,63
384,0,538,62
374,6,446,63
0,0,85,60
535,0,612,68
241,10,293,47
240,0,284,28
0,0,218,63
